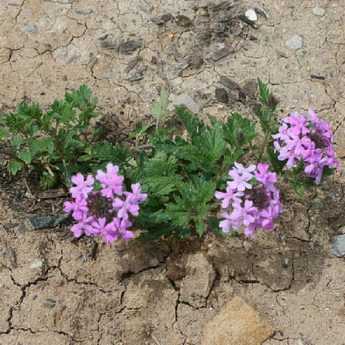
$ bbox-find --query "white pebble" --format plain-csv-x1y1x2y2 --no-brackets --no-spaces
312,7,325,16
30,259,43,269
286,35,304,50
245,8,257,22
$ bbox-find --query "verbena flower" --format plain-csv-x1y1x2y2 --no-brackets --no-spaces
215,163,281,237
273,110,338,183
64,163,147,243
96,163,124,198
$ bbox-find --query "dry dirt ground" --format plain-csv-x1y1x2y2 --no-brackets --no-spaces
1,0,345,344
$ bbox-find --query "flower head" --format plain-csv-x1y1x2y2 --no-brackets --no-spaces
215,163,281,237
273,110,338,184
64,164,147,244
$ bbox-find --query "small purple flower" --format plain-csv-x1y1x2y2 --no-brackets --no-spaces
127,183,148,203
273,110,338,184
70,173,94,199
228,163,256,191
215,185,242,209
114,218,135,241
64,198,88,221
113,196,139,219
71,216,94,238
113,183,148,219
96,163,124,198
255,163,277,189
215,163,281,237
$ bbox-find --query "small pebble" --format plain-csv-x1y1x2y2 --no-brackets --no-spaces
215,88,229,104
286,35,304,50
172,94,200,113
22,23,38,33
245,8,258,22
30,259,43,269
331,234,345,257
312,7,325,17
282,258,289,268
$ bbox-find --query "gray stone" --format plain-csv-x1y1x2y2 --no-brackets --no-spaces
187,54,204,70
98,34,117,50
215,88,229,103
74,8,94,15
331,234,345,257
118,39,143,55
206,44,233,62
286,35,304,50
219,76,242,91
172,94,200,113
43,298,57,309
22,23,38,33
151,14,174,25
127,64,147,81
27,214,70,230
312,7,325,17
176,15,193,27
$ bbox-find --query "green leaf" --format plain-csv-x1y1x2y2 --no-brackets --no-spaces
17,149,32,164
166,200,191,228
40,171,58,190
142,152,178,177
0,127,8,140
177,124,225,173
143,176,181,196
151,88,169,121
30,138,55,156
267,146,285,173
8,160,24,175
195,217,207,236
90,142,130,164
165,179,216,236
291,179,305,197
10,135,24,149
223,112,256,146
258,79,270,105
175,105,205,138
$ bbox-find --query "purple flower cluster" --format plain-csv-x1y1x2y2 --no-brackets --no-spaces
215,163,281,237
64,163,147,243
273,110,338,183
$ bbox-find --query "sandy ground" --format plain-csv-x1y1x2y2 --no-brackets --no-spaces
1,0,345,344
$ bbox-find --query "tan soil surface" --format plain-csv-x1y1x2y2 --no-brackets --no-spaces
1,1,345,344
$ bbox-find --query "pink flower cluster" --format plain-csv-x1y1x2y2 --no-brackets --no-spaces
273,110,338,183
215,163,281,237
64,163,147,243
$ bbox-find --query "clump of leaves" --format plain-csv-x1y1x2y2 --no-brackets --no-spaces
129,101,260,240
0,86,128,189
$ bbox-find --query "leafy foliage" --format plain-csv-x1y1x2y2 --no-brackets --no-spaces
130,103,257,239
1,80,329,241
0,85,127,188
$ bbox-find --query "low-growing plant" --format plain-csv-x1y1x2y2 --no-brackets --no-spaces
1,81,338,242
0,86,128,189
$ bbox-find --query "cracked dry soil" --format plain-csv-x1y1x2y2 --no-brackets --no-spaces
1,0,345,344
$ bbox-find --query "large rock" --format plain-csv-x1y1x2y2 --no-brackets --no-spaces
202,296,273,345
